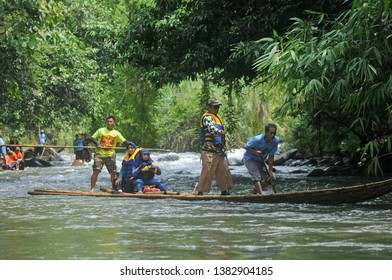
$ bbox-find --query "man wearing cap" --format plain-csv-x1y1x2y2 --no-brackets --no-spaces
197,98,233,195
89,116,133,192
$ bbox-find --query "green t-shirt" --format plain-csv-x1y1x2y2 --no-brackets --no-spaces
92,127,126,157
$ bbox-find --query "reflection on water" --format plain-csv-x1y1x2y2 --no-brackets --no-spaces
1,151,392,260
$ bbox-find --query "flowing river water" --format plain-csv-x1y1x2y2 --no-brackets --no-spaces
1,150,392,260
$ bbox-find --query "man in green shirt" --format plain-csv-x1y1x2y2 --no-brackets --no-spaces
90,116,131,192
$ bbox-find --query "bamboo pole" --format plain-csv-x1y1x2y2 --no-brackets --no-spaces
0,144,172,152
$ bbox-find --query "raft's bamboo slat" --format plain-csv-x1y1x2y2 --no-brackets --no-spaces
27,178,392,205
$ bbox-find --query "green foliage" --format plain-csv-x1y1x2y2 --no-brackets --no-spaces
120,0,347,86
118,0,349,152
153,76,288,151
99,65,159,147
155,79,201,151
255,0,392,175
0,0,127,143
31,31,101,124
0,0,353,159
0,0,64,130
59,0,127,82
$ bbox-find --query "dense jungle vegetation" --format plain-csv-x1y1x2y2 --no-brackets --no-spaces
1,0,391,175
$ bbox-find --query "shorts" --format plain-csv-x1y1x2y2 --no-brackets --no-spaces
244,158,267,182
92,153,117,173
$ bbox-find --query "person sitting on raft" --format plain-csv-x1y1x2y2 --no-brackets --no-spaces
115,142,140,193
132,148,168,194
13,147,24,170
2,148,21,170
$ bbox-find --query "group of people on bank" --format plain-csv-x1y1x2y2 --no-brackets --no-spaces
89,98,278,195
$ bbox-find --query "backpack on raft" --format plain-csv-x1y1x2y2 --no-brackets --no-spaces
142,186,161,193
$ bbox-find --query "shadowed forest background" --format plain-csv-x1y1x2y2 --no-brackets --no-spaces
1,0,391,175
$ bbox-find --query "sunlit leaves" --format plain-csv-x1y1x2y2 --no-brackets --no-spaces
0,0,109,132
255,0,392,175
0,0,65,130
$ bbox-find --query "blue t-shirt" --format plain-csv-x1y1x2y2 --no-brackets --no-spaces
73,138,84,151
0,137,6,156
38,133,46,144
242,133,279,162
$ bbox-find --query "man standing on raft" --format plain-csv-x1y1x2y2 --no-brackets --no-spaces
197,99,233,195
89,116,132,192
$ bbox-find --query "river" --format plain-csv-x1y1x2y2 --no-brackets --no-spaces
1,150,392,260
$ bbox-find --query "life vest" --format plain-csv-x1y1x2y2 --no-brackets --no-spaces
199,112,225,147
122,148,141,177
139,161,159,179
3,153,17,167
134,158,160,181
14,151,23,160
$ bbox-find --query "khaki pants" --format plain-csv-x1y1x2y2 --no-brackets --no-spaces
198,150,233,193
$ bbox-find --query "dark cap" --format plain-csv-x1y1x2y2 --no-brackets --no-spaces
126,141,137,149
141,148,150,155
208,99,222,106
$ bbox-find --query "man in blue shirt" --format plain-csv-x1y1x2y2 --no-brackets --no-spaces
38,130,46,144
73,134,84,163
242,123,279,194
0,133,7,159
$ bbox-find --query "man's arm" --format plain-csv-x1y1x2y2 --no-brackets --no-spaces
244,146,262,157
89,137,99,146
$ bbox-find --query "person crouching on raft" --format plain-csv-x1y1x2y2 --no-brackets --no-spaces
242,123,279,194
132,148,168,193
115,142,140,193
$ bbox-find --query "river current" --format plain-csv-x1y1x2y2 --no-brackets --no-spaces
1,150,392,260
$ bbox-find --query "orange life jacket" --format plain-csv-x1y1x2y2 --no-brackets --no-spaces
14,151,23,160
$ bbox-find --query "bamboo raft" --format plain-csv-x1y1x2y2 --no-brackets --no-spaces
27,178,392,205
